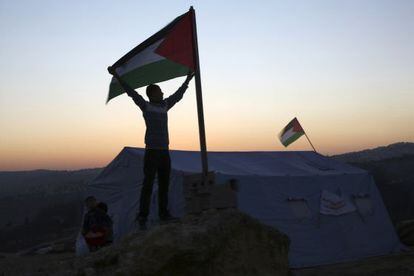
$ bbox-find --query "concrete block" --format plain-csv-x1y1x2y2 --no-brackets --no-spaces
183,173,239,214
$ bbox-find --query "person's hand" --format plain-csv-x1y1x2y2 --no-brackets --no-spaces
185,71,195,83
107,66,117,76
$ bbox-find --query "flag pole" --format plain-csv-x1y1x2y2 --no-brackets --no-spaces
190,6,209,178
304,131,317,153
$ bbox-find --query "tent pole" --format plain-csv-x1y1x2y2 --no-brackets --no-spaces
190,6,209,178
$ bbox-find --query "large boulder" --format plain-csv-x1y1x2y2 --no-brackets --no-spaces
74,209,290,276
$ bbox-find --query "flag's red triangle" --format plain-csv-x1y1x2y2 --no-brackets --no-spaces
292,118,304,132
155,12,195,70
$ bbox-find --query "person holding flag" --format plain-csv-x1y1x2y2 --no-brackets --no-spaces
106,7,208,230
108,66,194,229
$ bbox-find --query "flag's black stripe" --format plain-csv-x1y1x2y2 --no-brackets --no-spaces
112,11,188,68
282,117,297,134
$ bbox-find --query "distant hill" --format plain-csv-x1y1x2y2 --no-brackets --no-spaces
332,142,414,224
0,168,102,197
0,168,102,252
349,155,414,223
332,142,414,163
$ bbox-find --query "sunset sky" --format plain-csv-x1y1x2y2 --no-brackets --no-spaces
1,0,413,171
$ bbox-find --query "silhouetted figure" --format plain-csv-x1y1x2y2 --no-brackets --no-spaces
97,201,113,245
108,66,194,230
97,201,108,213
82,196,112,251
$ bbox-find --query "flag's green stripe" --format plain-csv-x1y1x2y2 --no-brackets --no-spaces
108,59,190,102
282,132,304,147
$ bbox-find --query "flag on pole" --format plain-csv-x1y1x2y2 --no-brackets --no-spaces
107,11,195,102
279,117,305,147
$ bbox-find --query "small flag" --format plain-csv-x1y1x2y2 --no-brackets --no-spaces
279,117,305,147
107,10,195,102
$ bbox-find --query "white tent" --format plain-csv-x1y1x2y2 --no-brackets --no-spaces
78,147,402,268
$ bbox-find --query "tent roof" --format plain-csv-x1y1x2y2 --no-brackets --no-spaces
121,147,365,176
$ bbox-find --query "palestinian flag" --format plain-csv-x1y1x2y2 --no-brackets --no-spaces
279,117,305,147
107,10,195,102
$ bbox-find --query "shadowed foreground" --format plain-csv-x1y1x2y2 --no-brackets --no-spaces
294,249,414,276
75,209,290,276
1,209,290,276
2,210,414,276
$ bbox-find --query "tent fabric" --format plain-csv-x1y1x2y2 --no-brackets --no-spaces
319,190,357,215
78,147,402,268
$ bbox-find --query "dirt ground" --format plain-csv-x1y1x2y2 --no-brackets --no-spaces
294,249,414,276
0,253,74,276
1,249,414,276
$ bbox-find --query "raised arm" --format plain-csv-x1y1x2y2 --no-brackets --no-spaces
165,71,195,110
107,66,146,110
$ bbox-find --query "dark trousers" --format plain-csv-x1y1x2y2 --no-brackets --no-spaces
138,149,171,219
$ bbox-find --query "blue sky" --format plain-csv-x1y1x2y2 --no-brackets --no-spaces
1,0,413,170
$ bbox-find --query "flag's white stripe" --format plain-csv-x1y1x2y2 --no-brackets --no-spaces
281,127,297,143
114,39,166,78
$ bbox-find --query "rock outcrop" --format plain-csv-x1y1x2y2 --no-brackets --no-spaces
73,209,290,276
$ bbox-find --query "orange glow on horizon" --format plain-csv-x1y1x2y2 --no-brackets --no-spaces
1,125,412,171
